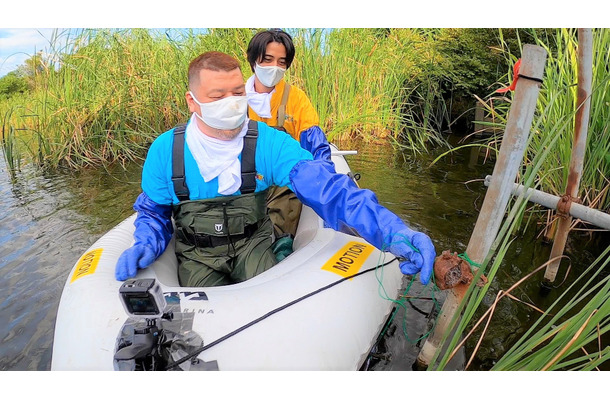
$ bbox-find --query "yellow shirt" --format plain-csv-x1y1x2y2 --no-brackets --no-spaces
247,79,320,142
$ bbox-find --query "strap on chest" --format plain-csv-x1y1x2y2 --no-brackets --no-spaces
240,119,258,194
171,120,259,202
171,124,189,202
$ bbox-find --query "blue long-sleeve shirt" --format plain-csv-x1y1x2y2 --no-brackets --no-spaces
141,120,313,205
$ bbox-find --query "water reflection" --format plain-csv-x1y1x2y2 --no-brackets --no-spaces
0,155,142,370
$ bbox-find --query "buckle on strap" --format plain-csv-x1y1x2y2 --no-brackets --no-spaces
171,175,189,198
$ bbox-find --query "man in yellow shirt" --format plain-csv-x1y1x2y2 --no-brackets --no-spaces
246,29,331,244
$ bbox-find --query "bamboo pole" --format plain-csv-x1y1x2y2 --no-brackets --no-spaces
416,44,548,369
543,28,593,283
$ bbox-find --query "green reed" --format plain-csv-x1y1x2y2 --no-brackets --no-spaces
1,29,248,169
291,28,447,150
1,106,18,176
0,28,449,170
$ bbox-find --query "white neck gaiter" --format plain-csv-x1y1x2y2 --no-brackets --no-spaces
185,114,248,195
246,75,273,118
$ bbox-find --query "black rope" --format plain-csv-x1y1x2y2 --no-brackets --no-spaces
518,74,544,84
164,256,398,370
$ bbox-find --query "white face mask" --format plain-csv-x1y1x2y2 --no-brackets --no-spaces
190,92,248,130
254,63,286,88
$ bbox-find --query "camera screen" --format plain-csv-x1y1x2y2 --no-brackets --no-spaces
125,294,158,315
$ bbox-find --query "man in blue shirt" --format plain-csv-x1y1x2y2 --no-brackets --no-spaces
115,51,436,288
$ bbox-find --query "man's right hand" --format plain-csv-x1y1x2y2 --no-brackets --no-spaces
115,244,157,281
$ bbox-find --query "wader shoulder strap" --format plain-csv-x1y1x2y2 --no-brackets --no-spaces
240,119,258,194
172,121,258,200
171,124,190,202
276,83,291,129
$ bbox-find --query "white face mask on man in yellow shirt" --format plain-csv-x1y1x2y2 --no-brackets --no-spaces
254,63,286,88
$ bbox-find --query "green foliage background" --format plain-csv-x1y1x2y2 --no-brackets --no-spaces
0,28,514,169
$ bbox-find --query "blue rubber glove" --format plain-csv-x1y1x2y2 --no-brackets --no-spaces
300,126,332,161
115,192,174,281
387,229,436,285
115,245,157,280
289,159,436,284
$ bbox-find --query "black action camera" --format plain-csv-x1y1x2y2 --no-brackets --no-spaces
119,278,167,319
115,279,176,370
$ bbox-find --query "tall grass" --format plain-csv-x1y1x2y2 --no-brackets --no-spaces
292,29,447,149
0,28,253,170
0,28,449,171
1,107,19,177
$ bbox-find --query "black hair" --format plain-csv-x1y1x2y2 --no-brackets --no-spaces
246,29,295,72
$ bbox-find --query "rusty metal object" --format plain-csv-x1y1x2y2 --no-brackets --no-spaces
433,250,488,290
556,194,580,218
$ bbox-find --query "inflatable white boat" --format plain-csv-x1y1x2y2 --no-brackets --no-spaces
51,146,404,371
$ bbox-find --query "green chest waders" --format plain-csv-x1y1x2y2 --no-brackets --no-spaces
171,121,277,287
